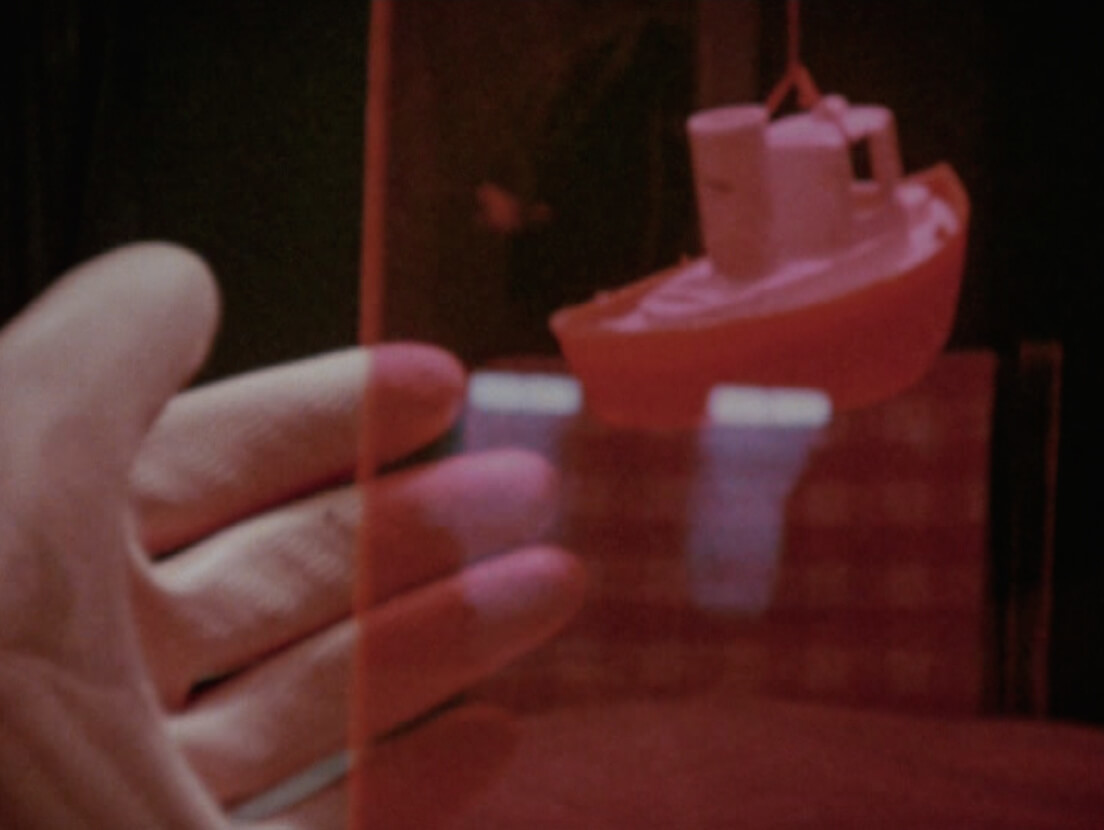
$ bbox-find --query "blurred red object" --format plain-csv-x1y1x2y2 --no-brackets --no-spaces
553,163,969,428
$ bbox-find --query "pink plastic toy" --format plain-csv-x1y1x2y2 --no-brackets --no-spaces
552,9,968,429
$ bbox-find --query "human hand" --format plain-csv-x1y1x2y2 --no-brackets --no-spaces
0,243,585,828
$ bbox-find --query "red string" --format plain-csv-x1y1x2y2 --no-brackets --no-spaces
787,0,801,69
765,0,821,115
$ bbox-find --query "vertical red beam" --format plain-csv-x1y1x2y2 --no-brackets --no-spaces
350,0,392,827
359,0,393,347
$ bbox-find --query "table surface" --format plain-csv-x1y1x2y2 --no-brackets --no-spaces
466,351,999,717
443,352,1104,827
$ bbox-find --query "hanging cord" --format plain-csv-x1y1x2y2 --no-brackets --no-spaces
765,0,821,114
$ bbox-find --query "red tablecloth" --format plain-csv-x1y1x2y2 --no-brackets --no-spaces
447,352,1104,827
468,352,998,716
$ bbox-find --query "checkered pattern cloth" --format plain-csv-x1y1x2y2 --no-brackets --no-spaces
466,352,999,716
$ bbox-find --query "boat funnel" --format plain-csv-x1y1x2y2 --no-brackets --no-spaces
687,106,777,282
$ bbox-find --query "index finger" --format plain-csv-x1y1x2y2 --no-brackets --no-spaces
131,343,464,555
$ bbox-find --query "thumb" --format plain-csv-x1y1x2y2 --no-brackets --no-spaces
0,242,220,671
0,243,229,829
0,242,219,489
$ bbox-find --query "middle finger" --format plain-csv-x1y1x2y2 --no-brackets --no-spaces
139,448,559,708
170,545,585,807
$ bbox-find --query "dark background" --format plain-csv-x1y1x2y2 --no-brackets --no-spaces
2,1,1098,721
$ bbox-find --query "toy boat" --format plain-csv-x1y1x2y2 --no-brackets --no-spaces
551,95,969,429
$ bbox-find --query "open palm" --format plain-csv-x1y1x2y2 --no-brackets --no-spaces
0,244,584,828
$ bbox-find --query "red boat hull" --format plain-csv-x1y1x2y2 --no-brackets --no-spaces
551,164,969,428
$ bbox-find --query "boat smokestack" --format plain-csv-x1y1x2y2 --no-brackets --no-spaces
687,105,777,283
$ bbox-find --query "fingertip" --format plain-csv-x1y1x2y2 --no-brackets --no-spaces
458,447,562,540
0,242,222,482
467,545,588,641
102,242,222,389
519,545,589,620
372,341,466,408
91,243,224,437
55,241,221,397
483,447,561,503
367,343,468,465
121,240,221,333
